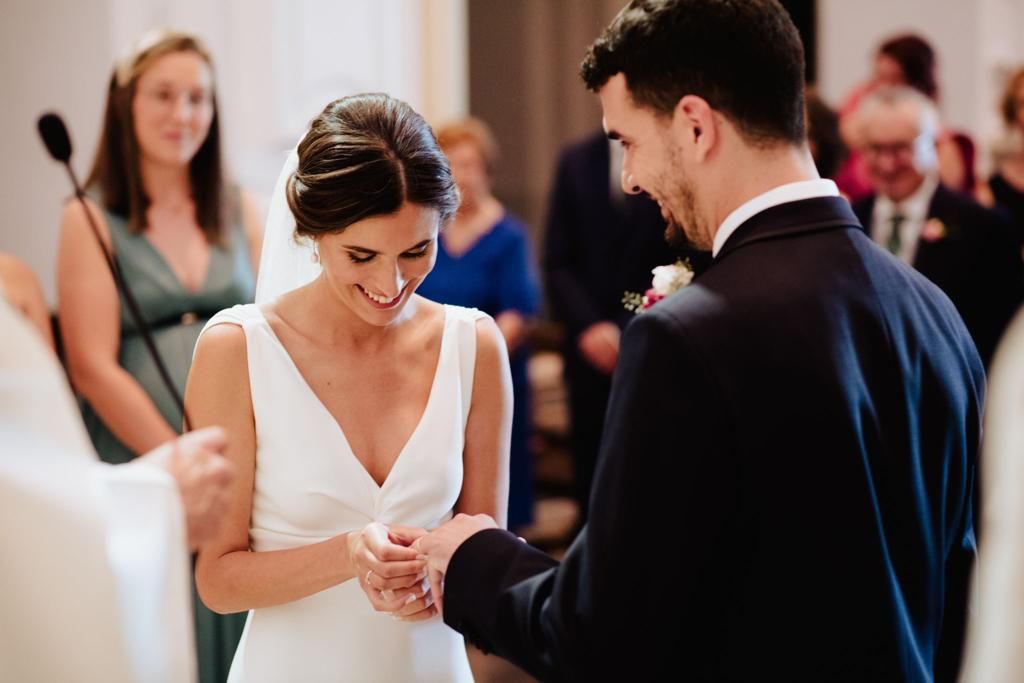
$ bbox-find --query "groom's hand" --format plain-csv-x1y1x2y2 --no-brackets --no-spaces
415,513,498,574
413,513,499,615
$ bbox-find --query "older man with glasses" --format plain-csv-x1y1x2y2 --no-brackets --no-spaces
853,85,1023,367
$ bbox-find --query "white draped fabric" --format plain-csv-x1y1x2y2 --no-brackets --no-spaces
961,310,1024,682
0,298,196,683
253,147,320,305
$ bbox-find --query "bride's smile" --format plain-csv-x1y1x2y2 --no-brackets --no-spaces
316,202,440,326
356,283,406,308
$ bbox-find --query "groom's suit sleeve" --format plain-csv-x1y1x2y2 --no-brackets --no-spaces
444,305,733,681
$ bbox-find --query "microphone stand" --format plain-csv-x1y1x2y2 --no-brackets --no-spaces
49,129,193,432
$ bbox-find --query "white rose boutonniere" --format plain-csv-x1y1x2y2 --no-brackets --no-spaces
623,258,695,313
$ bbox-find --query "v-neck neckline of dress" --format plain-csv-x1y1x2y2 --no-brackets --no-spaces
254,305,449,491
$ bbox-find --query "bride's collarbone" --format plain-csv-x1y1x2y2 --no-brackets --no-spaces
266,303,444,427
294,336,439,409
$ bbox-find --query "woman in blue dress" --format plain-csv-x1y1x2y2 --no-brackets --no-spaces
418,118,540,531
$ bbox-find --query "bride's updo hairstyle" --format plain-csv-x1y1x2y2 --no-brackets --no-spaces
286,93,459,239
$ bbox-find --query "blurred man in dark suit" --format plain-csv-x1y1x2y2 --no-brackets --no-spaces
543,130,707,522
853,85,1023,367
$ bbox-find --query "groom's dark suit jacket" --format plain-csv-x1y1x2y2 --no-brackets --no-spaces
444,197,980,682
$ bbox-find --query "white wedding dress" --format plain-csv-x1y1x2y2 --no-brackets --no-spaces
202,302,480,683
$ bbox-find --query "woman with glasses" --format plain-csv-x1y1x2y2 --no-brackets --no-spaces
56,28,260,683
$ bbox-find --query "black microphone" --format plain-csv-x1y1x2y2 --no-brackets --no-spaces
38,113,72,162
37,111,193,432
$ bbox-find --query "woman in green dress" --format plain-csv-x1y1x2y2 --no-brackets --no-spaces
56,29,261,683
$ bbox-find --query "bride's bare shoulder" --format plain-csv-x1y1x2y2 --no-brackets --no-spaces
188,323,250,409
194,322,247,361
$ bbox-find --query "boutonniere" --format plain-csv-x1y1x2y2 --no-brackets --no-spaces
623,259,695,313
921,218,947,243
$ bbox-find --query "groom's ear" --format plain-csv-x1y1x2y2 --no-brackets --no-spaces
673,94,717,163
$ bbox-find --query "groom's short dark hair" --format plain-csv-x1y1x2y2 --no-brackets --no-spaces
580,0,806,146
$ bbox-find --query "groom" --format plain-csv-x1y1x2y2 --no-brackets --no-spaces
416,1,979,681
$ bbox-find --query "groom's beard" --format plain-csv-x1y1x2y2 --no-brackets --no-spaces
665,220,693,253
662,177,708,253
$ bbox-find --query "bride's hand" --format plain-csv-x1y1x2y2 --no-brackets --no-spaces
348,522,433,615
382,524,434,626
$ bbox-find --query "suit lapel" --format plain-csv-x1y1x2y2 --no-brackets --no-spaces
716,196,863,261
912,185,962,287
852,196,876,236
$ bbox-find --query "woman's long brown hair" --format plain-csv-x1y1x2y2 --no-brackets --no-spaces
86,30,229,242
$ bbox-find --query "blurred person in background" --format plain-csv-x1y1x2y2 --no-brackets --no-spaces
55,28,261,683
0,251,54,350
852,85,1022,368
980,66,1024,245
837,33,977,201
418,117,540,533
805,89,847,184
542,129,709,527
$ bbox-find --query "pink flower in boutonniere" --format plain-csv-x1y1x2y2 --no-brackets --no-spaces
623,259,695,313
921,218,946,243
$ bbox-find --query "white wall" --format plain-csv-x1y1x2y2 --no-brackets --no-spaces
818,0,1024,173
0,0,112,307
0,0,467,305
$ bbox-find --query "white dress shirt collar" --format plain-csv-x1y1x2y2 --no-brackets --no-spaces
712,179,840,257
871,173,939,265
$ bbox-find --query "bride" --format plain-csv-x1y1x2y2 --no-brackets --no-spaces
185,93,512,682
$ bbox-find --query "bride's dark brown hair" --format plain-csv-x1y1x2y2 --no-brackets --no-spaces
287,93,459,239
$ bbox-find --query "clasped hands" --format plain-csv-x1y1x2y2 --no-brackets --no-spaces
348,514,500,620
348,522,436,621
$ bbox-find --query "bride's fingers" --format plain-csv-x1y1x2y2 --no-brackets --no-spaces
428,565,444,617
374,542,422,562
387,526,427,546
395,604,438,622
379,579,430,608
367,568,427,592
364,587,397,613
364,580,428,613
363,523,420,562
360,546,423,580
390,590,435,618
364,557,426,581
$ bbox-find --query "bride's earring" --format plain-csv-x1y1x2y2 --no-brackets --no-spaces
311,243,320,264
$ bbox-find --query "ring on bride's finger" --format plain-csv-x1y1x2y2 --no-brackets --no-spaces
365,569,374,585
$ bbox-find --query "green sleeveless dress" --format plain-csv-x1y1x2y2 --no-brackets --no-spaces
80,197,253,683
